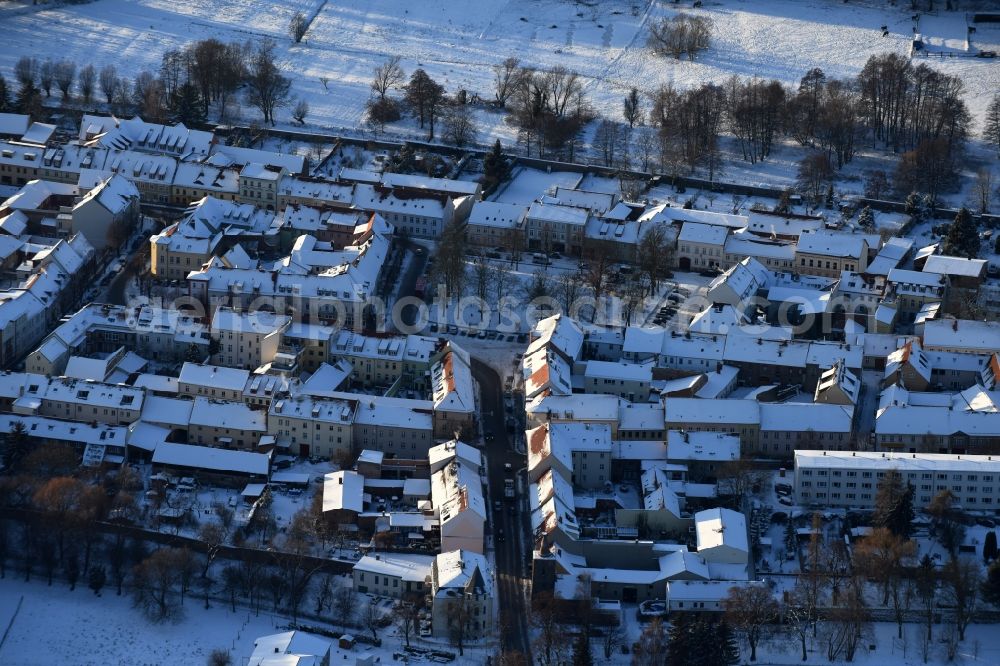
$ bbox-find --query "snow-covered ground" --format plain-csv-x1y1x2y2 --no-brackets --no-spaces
3,0,997,144
0,576,494,665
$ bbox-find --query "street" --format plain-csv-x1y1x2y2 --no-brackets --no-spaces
472,358,532,657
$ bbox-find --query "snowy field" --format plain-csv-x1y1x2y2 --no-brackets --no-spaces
1,0,997,143
0,576,494,665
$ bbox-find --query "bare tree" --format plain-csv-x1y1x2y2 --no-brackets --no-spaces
601,622,626,658
132,547,183,622
244,39,291,125
371,56,404,101
395,599,421,647
445,595,472,656
207,649,232,666
292,98,309,125
78,64,96,105
648,14,713,60
927,490,966,560
942,557,980,641
53,61,76,100
362,599,387,642
974,167,994,214
99,64,118,105
38,59,54,97
442,101,477,147
797,152,834,206
783,585,813,661
530,592,563,664
853,527,915,638
289,12,308,43
724,585,778,661
493,56,523,107
633,616,668,665
14,57,38,89
594,119,626,168
331,578,356,630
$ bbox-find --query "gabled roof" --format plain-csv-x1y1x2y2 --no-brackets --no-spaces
323,470,365,513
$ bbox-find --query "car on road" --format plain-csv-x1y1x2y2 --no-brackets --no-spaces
494,500,502,511
504,478,515,499
484,432,495,442
504,463,512,474
497,529,505,542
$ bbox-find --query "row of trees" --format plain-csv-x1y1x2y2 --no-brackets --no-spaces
364,56,477,146
5,38,296,126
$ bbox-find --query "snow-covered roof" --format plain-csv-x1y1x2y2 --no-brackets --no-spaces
211,144,305,173
434,550,492,597
923,319,1000,353
760,402,853,432
666,431,740,462
526,202,588,226
189,397,266,432
269,395,355,425
44,376,143,411
20,122,55,146
0,413,125,448
551,186,616,214
382,172,480,197
467,200,525,229
665,398,759,425
796,230,866,258
354,553,434,582
432,343,475,413
795,450,1000,473
679,221,729,246
584,360,651,383
323,470,365,513
525,392,621,422
923,254,987,278
152,442,270,476
178,363,251,392
694,508,748,554
0,113,30,136
428,439,482,473
249,631,330,666
79,115,213,160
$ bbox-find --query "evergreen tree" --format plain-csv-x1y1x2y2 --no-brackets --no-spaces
0,74,10,113
903,192,927,224
483,139,508,185
857,205,875,231
169,82,206,126
784,520,798,557
983,559,1000,606
668,616,739,666
984,531,998,564
88,566,106,595
942,207,980,259
1,420,29,472
666,614,694,665
872,470,914,538
716,621,741,666
984,93,1000,156
15,81,42,119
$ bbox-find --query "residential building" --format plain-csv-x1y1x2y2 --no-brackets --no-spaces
66,174,140,251
210,306,290,370
794,449,1000,509
430,550,494,639
352,553,434,599
795,230,868,278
